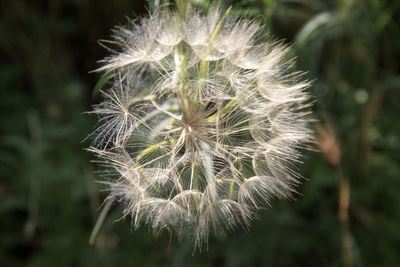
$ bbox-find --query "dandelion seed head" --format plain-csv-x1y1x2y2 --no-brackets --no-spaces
89,4,313,248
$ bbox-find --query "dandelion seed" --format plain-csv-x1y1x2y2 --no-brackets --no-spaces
88,3,313,249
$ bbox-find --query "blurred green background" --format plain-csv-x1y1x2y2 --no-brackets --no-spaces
1,0,399,266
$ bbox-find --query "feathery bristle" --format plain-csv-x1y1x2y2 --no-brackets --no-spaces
88,4,313,248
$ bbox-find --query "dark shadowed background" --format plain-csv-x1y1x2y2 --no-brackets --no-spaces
1,0,399,266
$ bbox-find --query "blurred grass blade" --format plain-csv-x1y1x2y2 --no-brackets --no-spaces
375,1,400,31
295,11,334,47
280,0,327,11
89,196,114,245
92,71,113,99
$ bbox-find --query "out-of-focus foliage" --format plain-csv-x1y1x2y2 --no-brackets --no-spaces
0,0,399,266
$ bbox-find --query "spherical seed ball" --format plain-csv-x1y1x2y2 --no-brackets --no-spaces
89,4,313,248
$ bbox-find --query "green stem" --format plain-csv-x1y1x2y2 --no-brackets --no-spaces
176,0,186,18
197,6,232,102
135,140,170,164
202,99,237,122
135,140,171,194
228,158,242,199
